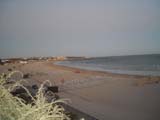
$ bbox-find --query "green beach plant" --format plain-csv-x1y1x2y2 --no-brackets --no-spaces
0,71,70,120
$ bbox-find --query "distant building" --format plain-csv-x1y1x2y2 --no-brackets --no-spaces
19,61,28,64
66,56,86,60
55,56,67,61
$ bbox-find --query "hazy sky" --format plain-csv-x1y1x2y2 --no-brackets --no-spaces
0,0,160,58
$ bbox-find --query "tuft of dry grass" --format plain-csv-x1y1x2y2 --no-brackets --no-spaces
0,71,70,120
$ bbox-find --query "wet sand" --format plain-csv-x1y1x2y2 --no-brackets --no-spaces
0,61,160,120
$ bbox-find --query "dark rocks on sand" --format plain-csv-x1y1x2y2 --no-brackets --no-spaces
45,91,60,102
32,84,38,89
10,87,27,96
23,73,30,79
10,86,37,104
10,84,59,104
46,86,59,93
8,68,12,71
16,93,33,104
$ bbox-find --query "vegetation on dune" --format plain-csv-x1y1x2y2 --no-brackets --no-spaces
0,71,70,120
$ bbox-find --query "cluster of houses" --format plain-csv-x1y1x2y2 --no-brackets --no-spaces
0,56,67,65
0,56,90,65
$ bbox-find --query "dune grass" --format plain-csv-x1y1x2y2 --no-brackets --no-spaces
0,71,70,120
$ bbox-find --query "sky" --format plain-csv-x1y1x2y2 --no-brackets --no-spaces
0,0,160,58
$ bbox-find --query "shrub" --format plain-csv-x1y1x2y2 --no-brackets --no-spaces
0,71,70,120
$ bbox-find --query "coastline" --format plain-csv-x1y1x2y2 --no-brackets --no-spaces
51,61,160,86
0,61,160,120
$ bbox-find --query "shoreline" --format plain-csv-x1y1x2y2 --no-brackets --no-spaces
0,60,160,86
50,61,160,85
54,61,160,77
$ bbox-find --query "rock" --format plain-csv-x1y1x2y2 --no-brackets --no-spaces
10,85,37,104
8,68,12,71
54,93,60,100
46,86,59,93
45,91,60,102
32,84,38,89
23,73,30,78
26,86,38,97
16,93,32,104
10,87,26,96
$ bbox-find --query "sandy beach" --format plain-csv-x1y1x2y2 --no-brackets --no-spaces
0,61,160,120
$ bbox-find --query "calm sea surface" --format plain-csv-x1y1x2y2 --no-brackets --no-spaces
55,54,160,76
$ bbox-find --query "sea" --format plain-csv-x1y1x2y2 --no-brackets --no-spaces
55,54,160,76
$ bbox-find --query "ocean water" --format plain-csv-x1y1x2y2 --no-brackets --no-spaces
56,54,160,76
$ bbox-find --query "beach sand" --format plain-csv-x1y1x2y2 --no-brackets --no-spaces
0,61,160,120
